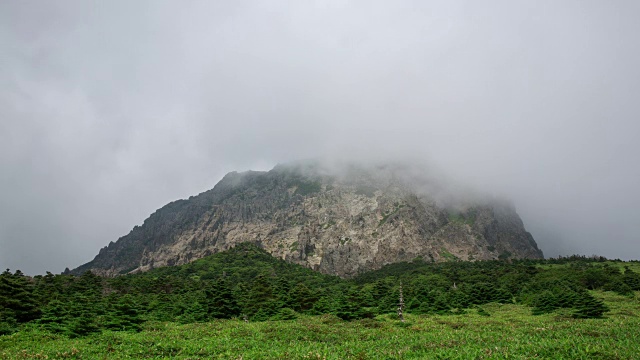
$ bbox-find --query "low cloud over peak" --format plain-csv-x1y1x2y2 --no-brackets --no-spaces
1,1,639,274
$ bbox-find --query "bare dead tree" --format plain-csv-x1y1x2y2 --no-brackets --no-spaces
397,282,405,322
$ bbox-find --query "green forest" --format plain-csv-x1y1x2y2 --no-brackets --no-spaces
1,244,640,358
2,243,639,337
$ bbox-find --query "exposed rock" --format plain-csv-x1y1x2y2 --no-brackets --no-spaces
72,161,543,278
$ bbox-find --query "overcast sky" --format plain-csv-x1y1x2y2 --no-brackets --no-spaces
1,1,639,275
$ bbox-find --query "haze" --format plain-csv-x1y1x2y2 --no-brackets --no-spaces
1,1,639,275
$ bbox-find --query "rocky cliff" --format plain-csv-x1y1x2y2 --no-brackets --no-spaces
72,161,543,278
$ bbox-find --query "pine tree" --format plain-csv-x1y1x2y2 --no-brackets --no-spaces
430,290,452,314
0,269,40,324
531,290,557,315
371,280,392,303
311,290,335,315
273,277,292,309
572,292,609,319
104,295,144,331
178,299,207,324
288,283,317,313
556,289,579,308
406,296,422,314
245,274,279,320
448,287,470,310
64,294,100,337
334,287,373,320
205,277,240,319
622,267,640,290
37,300,69,334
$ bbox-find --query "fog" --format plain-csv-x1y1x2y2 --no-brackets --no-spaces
1,1,639,274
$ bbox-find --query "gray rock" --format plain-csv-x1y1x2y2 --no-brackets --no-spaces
72,161,543,278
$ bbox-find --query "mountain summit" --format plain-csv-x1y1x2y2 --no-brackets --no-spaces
72,161,543,277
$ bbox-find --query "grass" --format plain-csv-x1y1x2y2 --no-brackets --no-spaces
2,291,638,359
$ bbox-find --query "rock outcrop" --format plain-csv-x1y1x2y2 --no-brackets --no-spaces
72,161,543,278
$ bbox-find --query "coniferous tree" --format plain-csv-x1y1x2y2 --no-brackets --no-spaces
531,290,557,315
430,290,452,314
377,286,400,314
0,269,40,324
147,293,179,321
334,286,373,320
273,277,292,309
71,271,103,299
178,299,207,324
311,290,336,315
104,294,144,331
64,294,100,338
622,267,640,290
37,300,69,334
572,292,609,319
371,279,392,303
245,274,279,320
448,286,470,310
205,277,240,319
33,272,66,303
288,283,317,313
556,289,578,308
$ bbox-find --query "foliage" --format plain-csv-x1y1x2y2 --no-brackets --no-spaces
1,292,639,359
292,179,322,196
2,244,640,339
0,270,40,325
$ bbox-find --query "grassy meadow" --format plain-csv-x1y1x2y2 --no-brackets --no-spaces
2,291,639,360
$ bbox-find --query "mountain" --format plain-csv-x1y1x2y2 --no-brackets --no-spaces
71,161,543,278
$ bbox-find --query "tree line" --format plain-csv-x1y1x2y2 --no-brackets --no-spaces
1,243,639,337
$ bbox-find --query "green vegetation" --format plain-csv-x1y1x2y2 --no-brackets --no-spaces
322,219,336,229
289,241,300,251
1,246,640,358
439,249,460,262
378,204,405,227
292,180,322,196
1,293,639,359
447,209,476,226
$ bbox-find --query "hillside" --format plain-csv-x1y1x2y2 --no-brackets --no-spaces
72,161,543,277
3,244,638,338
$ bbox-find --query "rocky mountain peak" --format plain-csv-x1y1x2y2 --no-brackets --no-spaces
72,161,543,277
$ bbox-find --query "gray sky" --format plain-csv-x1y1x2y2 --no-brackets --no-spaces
1,1,639,275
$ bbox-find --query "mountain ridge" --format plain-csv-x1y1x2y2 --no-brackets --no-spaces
72,161,543,277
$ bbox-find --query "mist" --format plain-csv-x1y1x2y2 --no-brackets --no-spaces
1,1,639,274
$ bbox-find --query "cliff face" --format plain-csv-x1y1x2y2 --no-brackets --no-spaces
72,162,543,278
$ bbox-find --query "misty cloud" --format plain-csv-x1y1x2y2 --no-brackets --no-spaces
1,1,639,274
